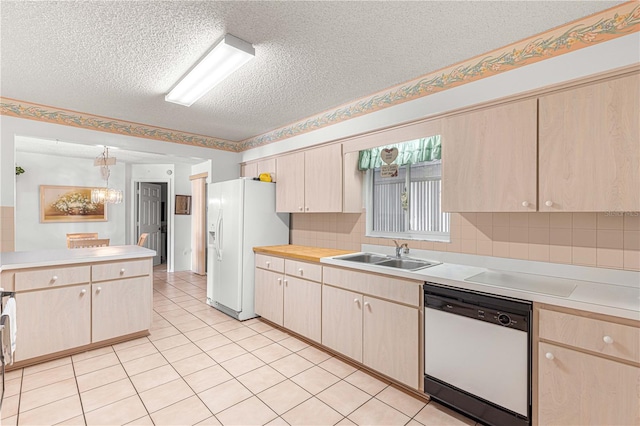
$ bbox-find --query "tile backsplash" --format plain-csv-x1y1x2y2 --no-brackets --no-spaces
290,212,640,271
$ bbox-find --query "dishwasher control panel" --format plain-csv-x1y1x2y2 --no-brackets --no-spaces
424,283,531,332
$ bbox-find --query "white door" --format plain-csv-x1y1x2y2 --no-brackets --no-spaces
139,182,162,266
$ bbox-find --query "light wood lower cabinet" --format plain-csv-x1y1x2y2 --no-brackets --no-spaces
321,283,420,389
363,296,419,388
254,267,284,326
15,284,91,361
538,342,640,425
92,276,152,342
321,285,363,362
6,256,153,365
283,276,321,343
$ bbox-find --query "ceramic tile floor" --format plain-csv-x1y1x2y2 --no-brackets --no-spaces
1,269,479,426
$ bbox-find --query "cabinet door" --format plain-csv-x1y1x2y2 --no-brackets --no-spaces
241,163,258,178
254,268,284,325
257,158,276,181
15,285,91,361
343,151,363,213
92,276,152,342
283,276,321,343
321,285,363,362
538,342,640,425
539,74,640,211
442,99,537,212
305,144,343,212
276,152,305,213
363,296,419,388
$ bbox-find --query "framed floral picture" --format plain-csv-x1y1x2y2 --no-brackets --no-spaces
40,185,107,223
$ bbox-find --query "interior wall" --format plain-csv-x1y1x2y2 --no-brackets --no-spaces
290,212,640,271
14,151,127,250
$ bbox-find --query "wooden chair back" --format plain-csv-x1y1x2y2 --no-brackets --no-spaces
66,233,98,248
69,238,110,249
137,233,149,247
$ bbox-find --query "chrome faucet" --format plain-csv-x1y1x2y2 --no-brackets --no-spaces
393,240,409,258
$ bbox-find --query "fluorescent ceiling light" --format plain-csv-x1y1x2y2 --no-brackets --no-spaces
165,34,255,107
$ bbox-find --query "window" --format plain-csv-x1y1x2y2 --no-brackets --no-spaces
360,136,450,241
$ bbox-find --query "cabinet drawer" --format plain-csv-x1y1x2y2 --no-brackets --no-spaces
539,309,640,364
92,259,151,282
323,266,421,307
255,254,284,273
285,260,322,283
15,265,91,291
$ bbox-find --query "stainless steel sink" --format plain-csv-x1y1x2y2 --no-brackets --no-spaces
336,253,389,264
335,253,439,271
375,258,439,271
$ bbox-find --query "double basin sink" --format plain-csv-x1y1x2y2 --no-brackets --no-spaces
334,252,440,271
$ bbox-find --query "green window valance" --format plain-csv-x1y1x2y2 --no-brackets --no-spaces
357,135,441,171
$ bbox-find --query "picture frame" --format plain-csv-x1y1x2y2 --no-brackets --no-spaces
40,185,107,223
175,195,191,215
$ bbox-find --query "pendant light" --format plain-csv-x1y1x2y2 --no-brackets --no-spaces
91,147,123,204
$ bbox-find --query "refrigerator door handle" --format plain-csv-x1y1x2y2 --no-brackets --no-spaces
216,213,223,261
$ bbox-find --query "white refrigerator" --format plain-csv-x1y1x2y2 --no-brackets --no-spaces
206,178,289,320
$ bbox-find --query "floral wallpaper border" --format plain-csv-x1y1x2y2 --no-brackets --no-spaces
1,2,638,153
0,98,239,152
238,1,640,151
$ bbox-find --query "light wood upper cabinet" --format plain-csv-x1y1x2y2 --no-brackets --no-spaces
305,144,343,212
343,151,363,213
539,73,640,211
241,162,258,178
276,144,343,213
442,98,538,212
276,151,305,212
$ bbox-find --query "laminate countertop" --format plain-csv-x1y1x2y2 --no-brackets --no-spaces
0,245,156,271
253,245,355,263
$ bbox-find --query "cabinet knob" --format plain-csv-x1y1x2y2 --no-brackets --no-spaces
545,200,553,207
80,289,87,294
603,335,614,344
266,261,271,268
52,275,58,281
96,287,102,293
545,352,554,360
277,278,282,285
353,298,359,304
298,268,303,275
521,201,530,208
364,301,370,307
305,207,309,211
284,279,288,286
120,268,125,273
298,206,303,211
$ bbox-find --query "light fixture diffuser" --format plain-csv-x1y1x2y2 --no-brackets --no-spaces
165,34,255,106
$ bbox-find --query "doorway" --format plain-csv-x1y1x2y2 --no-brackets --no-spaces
136,181,168,267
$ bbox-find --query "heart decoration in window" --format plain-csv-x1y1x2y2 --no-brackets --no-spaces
380,148,398,165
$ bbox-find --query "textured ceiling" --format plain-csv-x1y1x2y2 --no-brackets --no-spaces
1,0,624,143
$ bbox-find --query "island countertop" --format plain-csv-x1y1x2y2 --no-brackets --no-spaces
0,245,156,271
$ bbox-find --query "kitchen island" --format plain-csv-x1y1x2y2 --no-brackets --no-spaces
0,245,155,369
